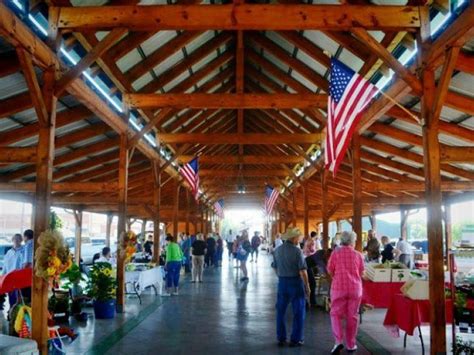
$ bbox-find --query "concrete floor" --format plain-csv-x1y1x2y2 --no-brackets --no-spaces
2,254,453,354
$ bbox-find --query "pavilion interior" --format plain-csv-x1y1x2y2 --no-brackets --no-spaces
0,0,473,353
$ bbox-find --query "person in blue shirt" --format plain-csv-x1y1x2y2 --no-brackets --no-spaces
21,229,34,269
2,233,24,307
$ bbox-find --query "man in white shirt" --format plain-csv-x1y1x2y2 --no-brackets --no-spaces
396,236,412,268
274,234,283,249
225,229,235,260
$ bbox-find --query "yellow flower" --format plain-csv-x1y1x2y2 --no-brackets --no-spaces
103,268,112,277
47,267,56,276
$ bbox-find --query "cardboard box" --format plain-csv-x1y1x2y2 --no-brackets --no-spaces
366,265,392,282
392,269,411,282
401,280,429,300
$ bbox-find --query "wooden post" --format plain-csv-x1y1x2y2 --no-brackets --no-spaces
116,134,129,313
418,9,446,352
185,190,190,235
105,213,113,248
29,64,57,354
200,207,204,234
292,188,297,227
73,210,83,265
141,218,147,242
173,181,180,237
336,219,342,233
284,199,289,230
152,162,161,262
352,134,363,251
278,210,283,234
400,207,409,240
321,171,329,250
303,182,309,238
369,212,377,232
444,204,452,271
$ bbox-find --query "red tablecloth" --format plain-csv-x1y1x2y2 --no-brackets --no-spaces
0,268,32,294
362,281,405,308
383,293,453,337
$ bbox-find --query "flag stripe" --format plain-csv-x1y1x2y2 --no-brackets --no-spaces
325,58,377,175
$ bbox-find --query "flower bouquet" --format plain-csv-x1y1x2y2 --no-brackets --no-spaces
35,230,72,285
121,231,137,263
87,262,117,319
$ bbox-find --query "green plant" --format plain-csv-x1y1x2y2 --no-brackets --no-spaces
454,337,474,354
61,263,84,288
49,211,63,231
86,262,116,301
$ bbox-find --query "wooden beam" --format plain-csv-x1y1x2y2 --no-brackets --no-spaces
418,12,446,352
440,146,474,163
124,93,327,109
116,134,128,313
352,27,421,94
53,5,422,31
363,181,474,192
55,28,127,96
16,49,49,126
200,169,288,177
128,108,173,148
105,214,113,248
31,66,57,354
73,210,83,265
152,161,161,263
432,46,460,120
179,155,304,165
303,182,309,239
0,182,118,193
0,147,37,163
157,133,321,144
0,92,32,118
352,134,363,251
321,171,329,250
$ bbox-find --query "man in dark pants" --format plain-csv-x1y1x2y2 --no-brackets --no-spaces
272,228,310,347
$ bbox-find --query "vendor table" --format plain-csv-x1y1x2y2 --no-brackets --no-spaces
362,280,404,308
383,293,453,354
125,266,164,304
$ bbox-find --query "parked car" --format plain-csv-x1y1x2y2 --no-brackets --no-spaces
70,238,117,265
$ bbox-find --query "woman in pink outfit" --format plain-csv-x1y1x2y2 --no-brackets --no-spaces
327,231,365,354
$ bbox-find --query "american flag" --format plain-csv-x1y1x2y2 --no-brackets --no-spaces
265,185,279,215
325,58,378,175
180,157,200,201
214,199,224,218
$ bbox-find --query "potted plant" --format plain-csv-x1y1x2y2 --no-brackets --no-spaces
87,262,116,319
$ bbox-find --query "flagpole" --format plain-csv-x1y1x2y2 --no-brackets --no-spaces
323,51,421,125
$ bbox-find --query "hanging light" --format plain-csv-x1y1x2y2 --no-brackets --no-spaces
238,184,246,194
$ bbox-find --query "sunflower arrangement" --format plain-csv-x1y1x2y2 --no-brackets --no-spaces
87,262,116,301
35,229,72,284
121,230,137,263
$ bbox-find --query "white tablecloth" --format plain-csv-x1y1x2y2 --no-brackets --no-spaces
125,266,164,295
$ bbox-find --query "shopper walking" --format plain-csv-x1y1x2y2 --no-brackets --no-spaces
191,234,207,283
225,229,235,260
250,232,261,262
164,235,184,296
236,233,251,281
272,228,310,347
328,231,365,354
205,234,216,267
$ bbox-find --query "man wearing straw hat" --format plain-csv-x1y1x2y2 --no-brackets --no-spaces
272,228,310,347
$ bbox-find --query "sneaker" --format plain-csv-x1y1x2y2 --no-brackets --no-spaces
331,343,344,354
277,340,286,347
347,346,358,353
289,341,304,347
191,280,196,283
172,290,179,296
161,293,171,297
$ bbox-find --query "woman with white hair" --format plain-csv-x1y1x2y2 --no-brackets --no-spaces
327,231,365,354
